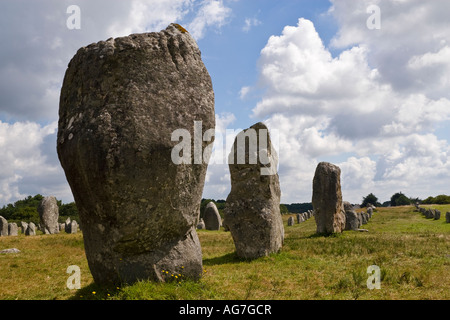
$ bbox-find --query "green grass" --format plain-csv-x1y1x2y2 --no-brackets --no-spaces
1,205,449,300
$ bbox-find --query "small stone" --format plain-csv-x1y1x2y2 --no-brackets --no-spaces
287,216,294,226
8,223,18,236
0,248,21,254
203,202,222,231
25,222,36,236
196,219,205,230
0,216,8,236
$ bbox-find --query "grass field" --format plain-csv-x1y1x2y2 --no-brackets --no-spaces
0,205,449,300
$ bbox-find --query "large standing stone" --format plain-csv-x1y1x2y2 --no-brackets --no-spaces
312,162,346,235
38,196,60,234
25,222,36,236
446,212,450,223
0,216,8,236
287,216,294,226
343,201,360,231
57,24,214,286
434,210,441,220
367,207,373,219
8,223,18,236
20,222,28,234
224,122,284,259
203,202,222,231
66,220,78,234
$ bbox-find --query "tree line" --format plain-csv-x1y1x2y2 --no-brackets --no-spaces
0,194,79,224
2,192,448,223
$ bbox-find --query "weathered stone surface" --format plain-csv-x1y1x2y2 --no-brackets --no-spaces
38,196,60,234
446,212,450,223
434,210,441,220
20,222,28,234
8,223,18,236
361,212,369,225
343,201,360,231
0,216,8,236
287,216,294,226
0,248,20,254
25,222,36,236
57,24,214,285
66,220,78,234
367,207,373,218
296,213,303,224
203,202,222,231
196,219,205,230
312,162,346,234
425,209,435,219
224,122,284,259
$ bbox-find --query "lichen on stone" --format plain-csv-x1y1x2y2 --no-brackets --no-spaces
173,23,188,33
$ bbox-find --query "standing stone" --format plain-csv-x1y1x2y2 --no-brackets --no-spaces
367,207,373,219
66,220,78,234
203,202,222,231
8,223,18,236
343,201,360,231
287,216,294,226
196,219,205,230
57,24,214,286
446,212,450,223
296,213,303,224
425,209,434,219
224,122,284,260
38,196,60,234
25,222,36,236
64,218,71,233
312,162,346,234
0,216,8,236
361,212,369,225
20,221,28,234
434,210,441,220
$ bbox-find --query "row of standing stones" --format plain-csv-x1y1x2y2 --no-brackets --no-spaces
415,203,450,222
53,24,448,287
0,196,79,237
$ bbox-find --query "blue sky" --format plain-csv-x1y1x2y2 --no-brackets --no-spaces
1,0,449,206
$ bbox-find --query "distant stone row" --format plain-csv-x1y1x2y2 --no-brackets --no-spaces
0,216,79,236
0,195,79,237
286,203,375,231
287,210,315,226
415,203,450,222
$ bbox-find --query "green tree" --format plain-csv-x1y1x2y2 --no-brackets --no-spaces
361,193,379,207
280,204,289,214
59,202,79,220
390,192,411,207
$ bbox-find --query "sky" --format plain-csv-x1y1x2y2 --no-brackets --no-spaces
0,0,449,206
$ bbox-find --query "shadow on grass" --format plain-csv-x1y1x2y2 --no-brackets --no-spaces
203,252,264,266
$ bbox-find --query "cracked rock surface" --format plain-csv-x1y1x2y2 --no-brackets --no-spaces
57,24,215,286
